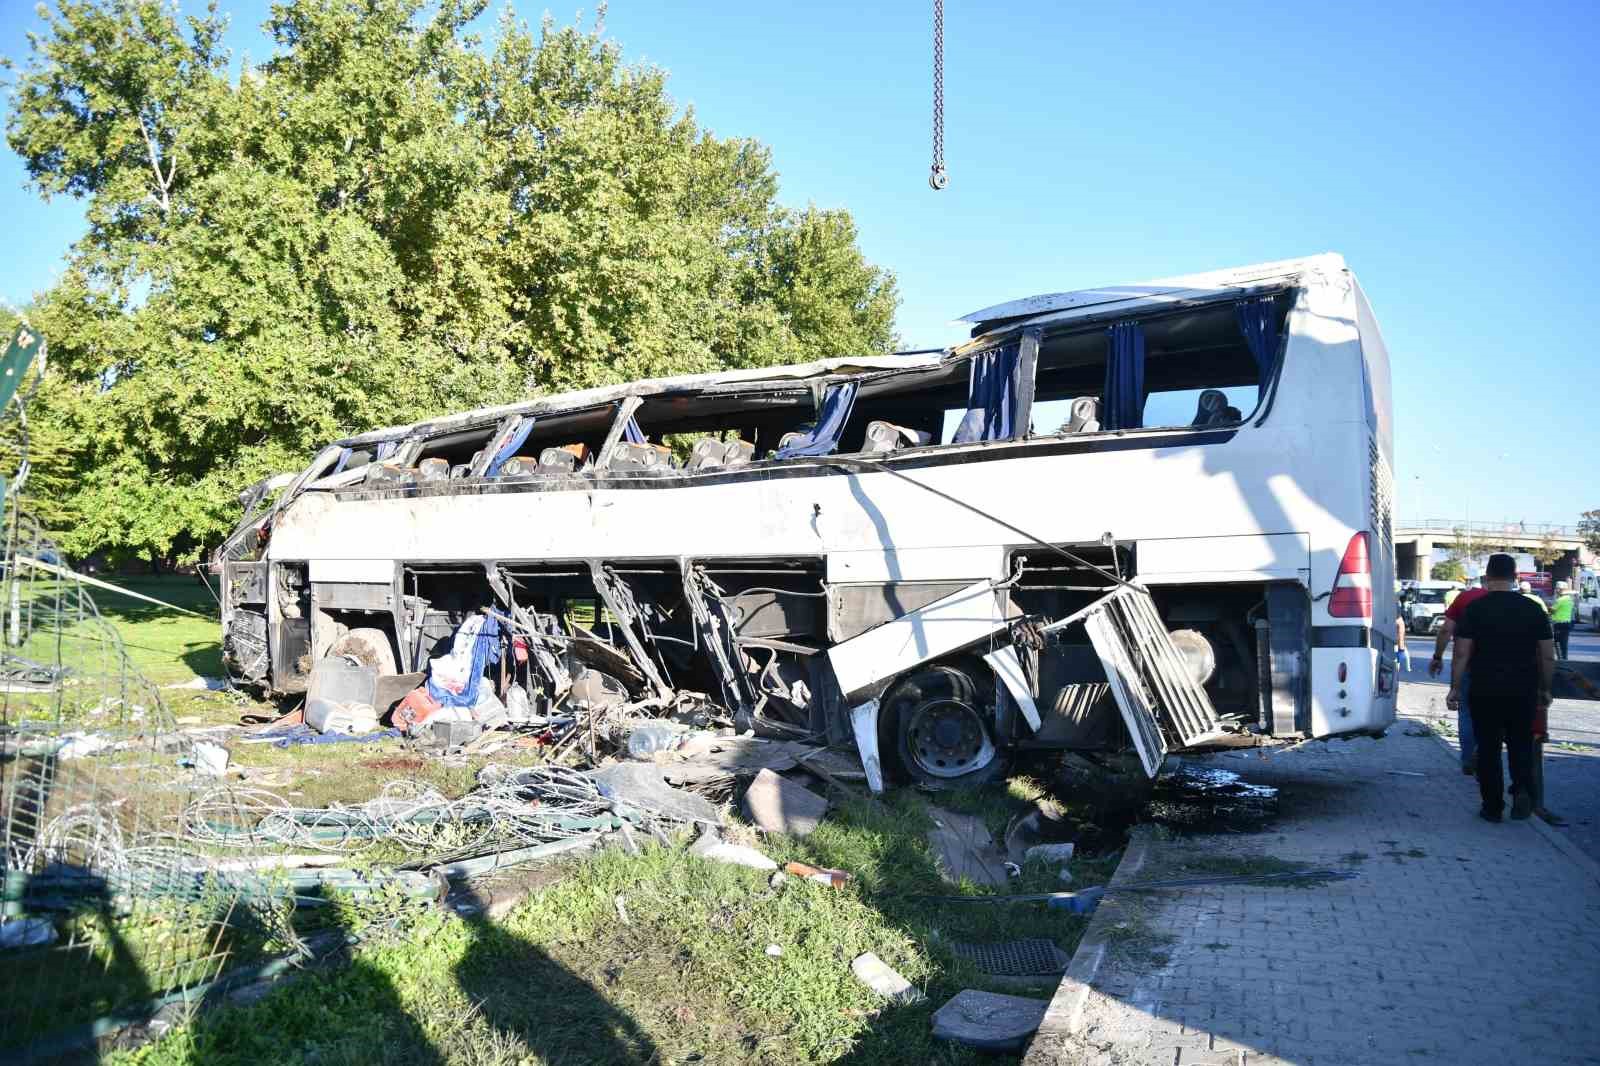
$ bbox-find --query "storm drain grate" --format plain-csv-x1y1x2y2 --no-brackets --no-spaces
950,938,1070,976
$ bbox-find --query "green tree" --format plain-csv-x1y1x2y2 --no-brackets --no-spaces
1579,510,1600,556
5,0,898,565
0,306,85,539
1430,559,1466,583
1532,532,1562,572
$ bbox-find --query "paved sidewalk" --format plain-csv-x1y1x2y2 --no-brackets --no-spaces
1024,690,1600,1065
1397,673,1600,865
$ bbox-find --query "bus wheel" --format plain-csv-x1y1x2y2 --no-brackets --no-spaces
330,627,397,676
884,663,1007,790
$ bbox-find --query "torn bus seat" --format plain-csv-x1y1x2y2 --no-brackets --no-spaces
418,458,449,483
863,421,933,454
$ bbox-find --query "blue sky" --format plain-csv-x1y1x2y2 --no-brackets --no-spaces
3,0,1596,526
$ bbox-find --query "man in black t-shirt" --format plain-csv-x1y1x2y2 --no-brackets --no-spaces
1446,553,1555,822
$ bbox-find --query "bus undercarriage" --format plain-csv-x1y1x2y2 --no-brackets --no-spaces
221,543,1300,790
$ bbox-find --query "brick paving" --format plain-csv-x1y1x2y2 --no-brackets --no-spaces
1024,683,1600,1066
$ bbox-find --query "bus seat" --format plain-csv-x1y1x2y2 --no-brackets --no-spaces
775,430,809,456
609,441,673,473
417,458,449,483
1191,389,1230,427
497,456,538,478
364,462,408,486
863,420,933,454
1058,396,1101,434
687,437,728,471
449,463,471,479
723,439,755,467
538,448,579,474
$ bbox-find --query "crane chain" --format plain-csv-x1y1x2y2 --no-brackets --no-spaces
930,0,947,190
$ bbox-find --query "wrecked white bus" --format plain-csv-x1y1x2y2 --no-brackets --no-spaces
213,253,1397,788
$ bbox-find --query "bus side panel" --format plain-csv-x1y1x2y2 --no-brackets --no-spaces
1275,268,1396,736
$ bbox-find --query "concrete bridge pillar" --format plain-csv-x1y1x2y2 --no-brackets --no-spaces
1412,538,1432,581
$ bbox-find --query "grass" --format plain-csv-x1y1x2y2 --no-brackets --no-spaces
10,575,1131,1063
110,794,1125,1066
81,574,227,687
6,572,270,728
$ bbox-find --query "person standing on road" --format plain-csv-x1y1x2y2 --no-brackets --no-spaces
1432,577,1487,773
1446,553,1554,822
1549,581,1575,660
1395,593,1411,672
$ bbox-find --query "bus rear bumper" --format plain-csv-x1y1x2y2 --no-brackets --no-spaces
1309,646,1397,737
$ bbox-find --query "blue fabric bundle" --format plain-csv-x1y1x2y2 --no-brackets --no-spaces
426,614,504,708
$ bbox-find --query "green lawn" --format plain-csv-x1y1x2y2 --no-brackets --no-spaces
86,573,227,685
72,572,275,723
14,574,1108,1065
115,790,1113,1066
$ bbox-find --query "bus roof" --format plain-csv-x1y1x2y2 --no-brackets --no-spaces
954,252,1348,339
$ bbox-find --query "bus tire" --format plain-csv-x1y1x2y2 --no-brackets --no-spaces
330,627,398,676
882,663,1008,791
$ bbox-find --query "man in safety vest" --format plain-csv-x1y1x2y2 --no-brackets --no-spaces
1549,581,1576,660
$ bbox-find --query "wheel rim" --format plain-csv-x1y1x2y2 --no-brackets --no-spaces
904,695,996,779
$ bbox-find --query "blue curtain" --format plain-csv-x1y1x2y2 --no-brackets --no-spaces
1235,296,1279,379
623,416,646,445
1102,322,1146,431
952,343,1020,443
332,447,352,475
774,381,859,459
376,441,399,461
485,417,536,477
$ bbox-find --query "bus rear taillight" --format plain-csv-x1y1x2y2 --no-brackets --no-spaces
1329,532,1372,620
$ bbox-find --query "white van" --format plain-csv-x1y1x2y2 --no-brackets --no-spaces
1402,581,1463,636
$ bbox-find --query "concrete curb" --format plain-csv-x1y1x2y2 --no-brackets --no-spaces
1410,713,1600,887
1020,826,1153,1064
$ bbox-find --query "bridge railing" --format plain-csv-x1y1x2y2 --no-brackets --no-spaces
1396,519,1579,539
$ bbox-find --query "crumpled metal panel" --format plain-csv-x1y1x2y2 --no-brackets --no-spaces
1080,584,1228,778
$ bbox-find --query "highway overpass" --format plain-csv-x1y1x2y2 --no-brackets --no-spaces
1394,520,1591,582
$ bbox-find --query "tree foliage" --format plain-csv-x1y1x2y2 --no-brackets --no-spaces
1532,532,1562,570
1579,510,1600,557
1430,559,1465,583
5,0,898,564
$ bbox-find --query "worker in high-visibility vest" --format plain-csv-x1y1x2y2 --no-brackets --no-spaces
1550,581,1576,660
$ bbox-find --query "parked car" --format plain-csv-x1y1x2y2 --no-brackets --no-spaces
1402,581,1461,635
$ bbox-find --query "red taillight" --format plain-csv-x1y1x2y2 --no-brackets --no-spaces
1329,532,1372,620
